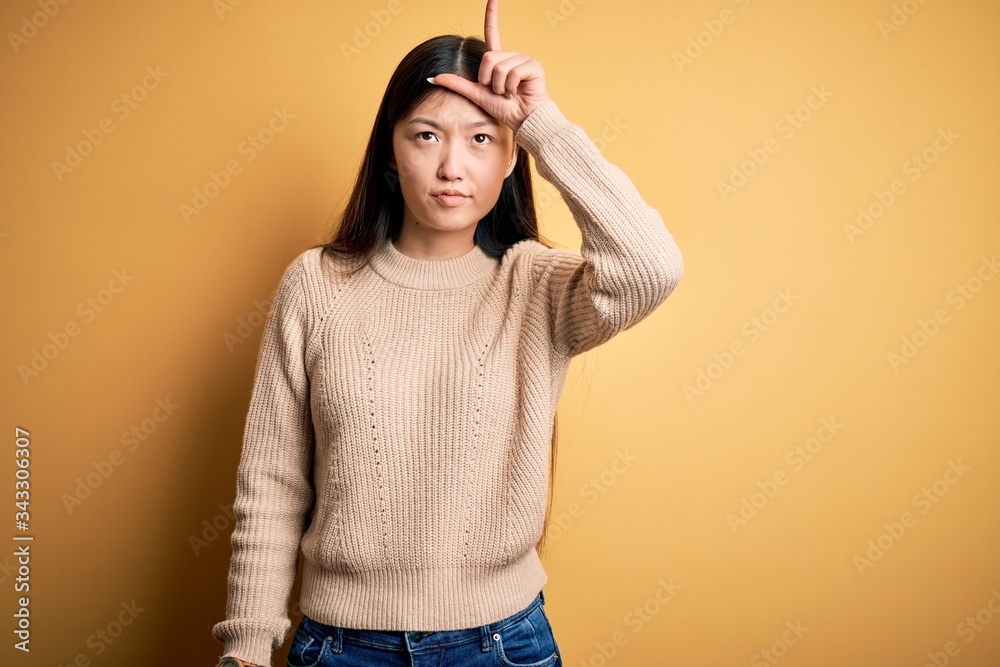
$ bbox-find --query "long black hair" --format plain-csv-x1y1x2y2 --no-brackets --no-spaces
311,33,560,559
312,34,555,261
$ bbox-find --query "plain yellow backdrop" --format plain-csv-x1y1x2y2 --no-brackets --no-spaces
2,0,998,665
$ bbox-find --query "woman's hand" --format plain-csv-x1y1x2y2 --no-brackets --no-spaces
428,0,550,135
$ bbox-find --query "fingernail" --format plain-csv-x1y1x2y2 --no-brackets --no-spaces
426,76,438,85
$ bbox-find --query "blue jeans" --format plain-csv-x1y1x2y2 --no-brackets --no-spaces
286,589,561,666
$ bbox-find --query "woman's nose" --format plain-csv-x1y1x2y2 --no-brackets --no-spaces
437,143,465,180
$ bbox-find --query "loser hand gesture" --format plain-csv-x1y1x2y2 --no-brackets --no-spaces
429,0,551,134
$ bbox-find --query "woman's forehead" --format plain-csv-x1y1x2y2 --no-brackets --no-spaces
406,90,499,127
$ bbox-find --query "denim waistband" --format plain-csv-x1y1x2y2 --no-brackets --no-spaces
300,589,546,653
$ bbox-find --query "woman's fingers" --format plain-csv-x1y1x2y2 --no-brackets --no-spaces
479,50,522,89
484,0,502,51
489,53,534,96
426,0,550,133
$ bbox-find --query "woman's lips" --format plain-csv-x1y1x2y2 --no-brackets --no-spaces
433,193,469,207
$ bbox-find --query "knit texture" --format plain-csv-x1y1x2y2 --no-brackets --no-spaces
211,99,684,667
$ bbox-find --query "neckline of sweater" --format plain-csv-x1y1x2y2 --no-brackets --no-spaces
367,236,500,290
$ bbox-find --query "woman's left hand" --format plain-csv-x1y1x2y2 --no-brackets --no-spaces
428,0,550,135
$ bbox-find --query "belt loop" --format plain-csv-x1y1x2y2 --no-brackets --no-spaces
481,623,493,652
330,626,343,653
539,588,545,605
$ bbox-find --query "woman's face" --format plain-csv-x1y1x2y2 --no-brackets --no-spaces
389,88,516,237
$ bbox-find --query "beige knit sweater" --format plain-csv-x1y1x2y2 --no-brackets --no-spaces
212,99,684,667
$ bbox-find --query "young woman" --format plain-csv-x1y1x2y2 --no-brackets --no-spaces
212,1,684,665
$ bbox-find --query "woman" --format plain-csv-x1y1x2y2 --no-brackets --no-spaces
212,1,684,665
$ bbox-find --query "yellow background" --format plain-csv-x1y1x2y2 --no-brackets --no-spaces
2,0,999,665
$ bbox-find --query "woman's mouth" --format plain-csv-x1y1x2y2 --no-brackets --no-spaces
432,193,469,207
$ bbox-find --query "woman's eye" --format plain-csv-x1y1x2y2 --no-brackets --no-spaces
414,132,492,144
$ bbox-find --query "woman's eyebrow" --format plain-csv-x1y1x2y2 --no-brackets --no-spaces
406,116,501,129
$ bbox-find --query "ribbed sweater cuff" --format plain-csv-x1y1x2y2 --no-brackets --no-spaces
514,99,572,154
213,619,284,667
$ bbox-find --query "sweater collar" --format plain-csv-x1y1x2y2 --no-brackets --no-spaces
368,237,499,290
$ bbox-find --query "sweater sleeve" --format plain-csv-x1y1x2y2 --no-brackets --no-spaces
513,100,685,358
211,257,316,667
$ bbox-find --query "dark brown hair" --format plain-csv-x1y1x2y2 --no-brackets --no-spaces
312,34,553,263
311,34,561,560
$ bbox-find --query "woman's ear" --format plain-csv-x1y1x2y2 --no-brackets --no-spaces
504,148,517,178
388,153,397,171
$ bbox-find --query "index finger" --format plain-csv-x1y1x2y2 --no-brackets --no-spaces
484,0,501,51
